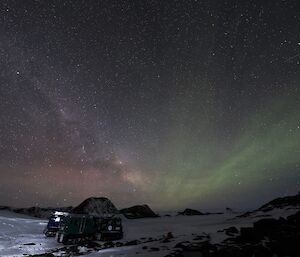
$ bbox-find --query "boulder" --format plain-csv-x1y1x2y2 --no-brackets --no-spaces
222,226,239,236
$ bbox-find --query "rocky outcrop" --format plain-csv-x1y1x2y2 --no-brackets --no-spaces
72,197,118,216
120,204,159,219
177,208,204,216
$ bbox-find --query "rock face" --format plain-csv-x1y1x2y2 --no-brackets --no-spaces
72,197,118,216
120,205,159,219
177,208,204,216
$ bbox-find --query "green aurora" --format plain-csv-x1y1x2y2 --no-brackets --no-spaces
145,93,300,210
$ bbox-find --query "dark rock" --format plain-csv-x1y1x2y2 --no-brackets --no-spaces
226,207,233,212
28,254,55,257
120,204,159,219
103,241,115,248
142,246,148,249
177,208,204,216
165,249,184,257
166,232,174,239
149,247,160,251
219,226,239,236
115,242,124,247
226,226,239,234
174,241,191,250
124,240,141,246
193,234,210,241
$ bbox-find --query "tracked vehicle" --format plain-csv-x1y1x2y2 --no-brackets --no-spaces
56,214,123,244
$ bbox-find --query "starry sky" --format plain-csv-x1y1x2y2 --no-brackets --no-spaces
0,0,299,211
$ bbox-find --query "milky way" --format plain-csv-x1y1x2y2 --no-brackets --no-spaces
0,1,299,210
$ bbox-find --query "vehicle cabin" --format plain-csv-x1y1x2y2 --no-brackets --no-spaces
44,211,68,237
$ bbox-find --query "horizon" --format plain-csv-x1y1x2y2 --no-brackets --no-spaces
1,190,299,214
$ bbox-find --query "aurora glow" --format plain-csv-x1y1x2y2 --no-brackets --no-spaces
0,1,299,211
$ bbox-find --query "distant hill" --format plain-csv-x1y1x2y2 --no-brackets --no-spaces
120,204,159,219
257,192,300,212
0,206,72,218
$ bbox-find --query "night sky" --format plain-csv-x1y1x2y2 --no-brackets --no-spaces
0,0,299,211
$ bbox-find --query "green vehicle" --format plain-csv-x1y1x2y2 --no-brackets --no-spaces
56,214,123,244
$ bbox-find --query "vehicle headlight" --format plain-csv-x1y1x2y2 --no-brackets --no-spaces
108,225,113,231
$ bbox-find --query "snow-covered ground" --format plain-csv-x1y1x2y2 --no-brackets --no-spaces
0,210,56,256
0,207,298,257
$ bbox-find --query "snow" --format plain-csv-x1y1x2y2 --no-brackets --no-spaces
0,206,298,257
0,211,58,256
